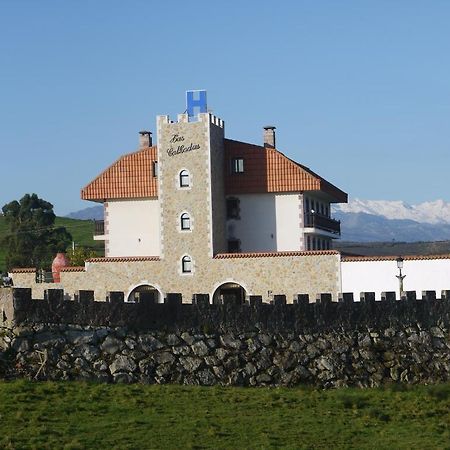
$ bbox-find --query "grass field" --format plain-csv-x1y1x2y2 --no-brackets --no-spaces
0,216,103,272
0,381,448,449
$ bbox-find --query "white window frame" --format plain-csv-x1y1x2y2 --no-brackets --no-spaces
179,169,190,188
180,212,191,231
231,158,244,174
181,255,193,275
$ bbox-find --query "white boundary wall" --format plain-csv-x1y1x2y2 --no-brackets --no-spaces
341,257,450,299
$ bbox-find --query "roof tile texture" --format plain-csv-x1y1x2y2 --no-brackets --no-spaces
81,140,347,202
81,147,158,201
342,254,450,262
214,250,340,259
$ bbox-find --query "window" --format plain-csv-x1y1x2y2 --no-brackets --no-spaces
152,161,158,177
231,158,244,173
179,170,190,187
182,255,192,273
180,213,191,230
226,197,240,219
227,239,241,253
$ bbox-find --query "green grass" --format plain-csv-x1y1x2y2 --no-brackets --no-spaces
0,381,448,449
0,216,103,272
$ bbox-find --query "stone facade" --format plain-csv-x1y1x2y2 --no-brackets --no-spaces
1,288,449,388
10,252,341,302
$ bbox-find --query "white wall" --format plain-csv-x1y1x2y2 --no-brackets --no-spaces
341,258,450,299
275,194,301,251
106,199,160,257
227,193,300,252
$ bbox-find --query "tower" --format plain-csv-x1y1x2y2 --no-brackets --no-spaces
156,113,226,284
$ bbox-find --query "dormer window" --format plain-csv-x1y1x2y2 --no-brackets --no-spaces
179,170,190,187
231,158,244,174
180,213,191,230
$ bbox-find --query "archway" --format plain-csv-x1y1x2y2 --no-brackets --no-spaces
212,282,247,305
126,284,161,303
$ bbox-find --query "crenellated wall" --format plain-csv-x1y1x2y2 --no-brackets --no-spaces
1,288,449,388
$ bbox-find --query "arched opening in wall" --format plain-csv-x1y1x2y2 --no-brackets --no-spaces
212,282,246,305
127,284,160,303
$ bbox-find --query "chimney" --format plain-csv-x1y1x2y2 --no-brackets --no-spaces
139,130,152,148
263,126,276,149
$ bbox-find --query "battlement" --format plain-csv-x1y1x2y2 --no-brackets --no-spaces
157,113,224,128
1,287,449,333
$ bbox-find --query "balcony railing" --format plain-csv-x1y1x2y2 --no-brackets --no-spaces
304,213,341,235
94,220,105,236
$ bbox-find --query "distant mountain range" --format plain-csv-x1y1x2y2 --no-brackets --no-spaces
333,199,450,242
333,199,450,225
66,199,450,243
66,205,103,221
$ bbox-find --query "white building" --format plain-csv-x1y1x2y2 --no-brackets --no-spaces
82,126,347,257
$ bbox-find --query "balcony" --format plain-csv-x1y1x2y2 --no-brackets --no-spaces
304,213,341,235
93,220,105,240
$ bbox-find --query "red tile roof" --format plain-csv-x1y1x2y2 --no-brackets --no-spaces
214,250,340,259
81,140,347,203
9,268,36,273
342,254,450,262
86,256,160,263
60,266,86,272
224,139,347,202
81,146,158,201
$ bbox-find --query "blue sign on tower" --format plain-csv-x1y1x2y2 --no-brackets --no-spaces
186,90,207,118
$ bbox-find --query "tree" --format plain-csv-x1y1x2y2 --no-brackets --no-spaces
67,246,97,266
2,193,72,270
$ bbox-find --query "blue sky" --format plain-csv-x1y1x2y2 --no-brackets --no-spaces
1,1,449,215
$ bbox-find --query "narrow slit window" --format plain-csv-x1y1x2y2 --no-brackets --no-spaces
181,213,191,230
231,158,244,174
182,255,192,273
179,170,190,187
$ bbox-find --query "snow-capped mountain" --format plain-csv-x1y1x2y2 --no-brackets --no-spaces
333,199,450,225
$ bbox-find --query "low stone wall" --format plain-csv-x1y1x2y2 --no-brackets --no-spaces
1,288,449,388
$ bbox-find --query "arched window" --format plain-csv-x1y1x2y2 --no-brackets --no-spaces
179,170,190,187
182,255,192,273
181,213,191,230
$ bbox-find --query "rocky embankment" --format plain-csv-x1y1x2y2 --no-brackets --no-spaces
1,322,449,388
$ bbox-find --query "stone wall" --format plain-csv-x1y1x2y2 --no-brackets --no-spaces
10,251,342,302
1,288,449,388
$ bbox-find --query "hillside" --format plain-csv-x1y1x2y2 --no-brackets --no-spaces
0,216,104,272
334,240,450,257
